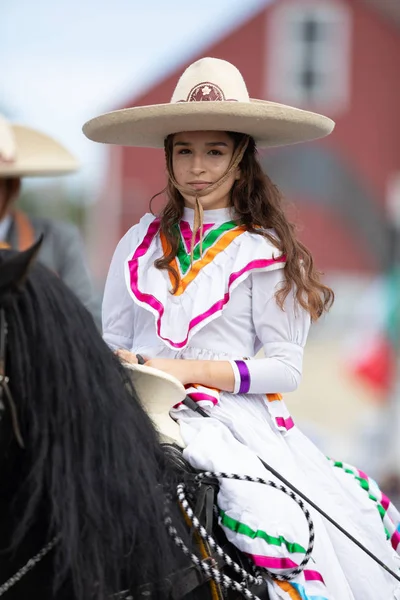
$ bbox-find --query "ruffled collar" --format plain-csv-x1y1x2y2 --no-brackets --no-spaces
125,212,285,350
182,206,236,226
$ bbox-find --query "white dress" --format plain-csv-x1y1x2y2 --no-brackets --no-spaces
103,206,400,600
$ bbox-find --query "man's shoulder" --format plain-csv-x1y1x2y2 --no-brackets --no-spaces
29,216,82,241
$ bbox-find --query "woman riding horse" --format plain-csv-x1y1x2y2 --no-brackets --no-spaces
84,57,400,599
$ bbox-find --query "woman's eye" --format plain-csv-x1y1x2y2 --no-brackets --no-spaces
176,148,223,156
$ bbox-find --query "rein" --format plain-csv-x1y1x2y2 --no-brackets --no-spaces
0,538,57,597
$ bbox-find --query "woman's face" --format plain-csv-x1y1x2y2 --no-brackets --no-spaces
171,130,239,210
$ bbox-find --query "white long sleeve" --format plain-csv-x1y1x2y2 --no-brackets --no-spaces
244,269,311,394
102,226,139,350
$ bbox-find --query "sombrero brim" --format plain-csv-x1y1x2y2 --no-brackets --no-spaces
123,362,187,445
123,362,187,410
0,125,79,177
83,99,335,149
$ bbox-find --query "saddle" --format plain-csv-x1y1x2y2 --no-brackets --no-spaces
123,361,187,446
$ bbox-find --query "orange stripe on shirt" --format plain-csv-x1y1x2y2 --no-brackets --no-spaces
160,227,246,296
266,393,283,402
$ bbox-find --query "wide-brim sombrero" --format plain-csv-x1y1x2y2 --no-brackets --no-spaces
83,57,335,149
0,115,79,177
123,362,187,446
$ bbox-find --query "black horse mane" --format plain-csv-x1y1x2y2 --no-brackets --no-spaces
0,250,182,599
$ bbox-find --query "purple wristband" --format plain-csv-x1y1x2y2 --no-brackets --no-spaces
235,360,251,394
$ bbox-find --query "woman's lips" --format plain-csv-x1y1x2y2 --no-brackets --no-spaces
187,182,212,190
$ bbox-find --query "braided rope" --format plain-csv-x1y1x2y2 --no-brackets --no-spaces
164,515,262,600
177,483,263,586
164,470,315,599
0,537,57,597
195,471,315,582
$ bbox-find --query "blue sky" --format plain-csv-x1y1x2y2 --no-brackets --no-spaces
1,0,268,190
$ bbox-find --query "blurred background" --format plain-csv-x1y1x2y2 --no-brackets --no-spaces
2,0,400,499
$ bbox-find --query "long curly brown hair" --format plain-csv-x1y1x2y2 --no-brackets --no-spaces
153,132,334,321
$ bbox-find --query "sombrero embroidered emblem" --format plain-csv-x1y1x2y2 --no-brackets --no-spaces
186,82,225,102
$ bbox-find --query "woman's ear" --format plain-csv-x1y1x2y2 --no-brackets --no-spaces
235,167,241,181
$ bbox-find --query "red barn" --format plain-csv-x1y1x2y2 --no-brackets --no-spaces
91,0,400,283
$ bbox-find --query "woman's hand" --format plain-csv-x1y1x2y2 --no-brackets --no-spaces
115,349,139,364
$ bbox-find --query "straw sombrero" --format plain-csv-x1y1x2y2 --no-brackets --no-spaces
0,114,79,177
83,57,335,148
123,362,187,446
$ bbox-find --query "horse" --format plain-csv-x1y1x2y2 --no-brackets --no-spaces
0,243,270,600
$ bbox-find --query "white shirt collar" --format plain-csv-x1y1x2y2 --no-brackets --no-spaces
182,206,236,225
